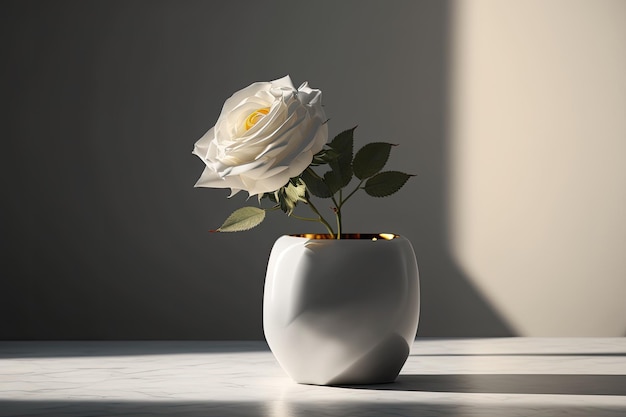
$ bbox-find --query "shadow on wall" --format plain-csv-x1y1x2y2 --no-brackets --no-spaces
416,261,515,337
408,1,514,337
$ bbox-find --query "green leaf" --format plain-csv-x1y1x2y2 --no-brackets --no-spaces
215,207,265,232
327,127,355,189
329,159,353,189
328,126,356,154
364,171,414,198
302,168,333,198
323,170,342,195
311,148,339,166
353,142,394,179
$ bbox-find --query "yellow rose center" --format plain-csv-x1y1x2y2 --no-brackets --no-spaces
244,107,270,131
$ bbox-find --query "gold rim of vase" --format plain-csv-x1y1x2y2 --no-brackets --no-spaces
290,233,399,240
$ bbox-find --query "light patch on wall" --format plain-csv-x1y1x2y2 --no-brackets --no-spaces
449,0,626,336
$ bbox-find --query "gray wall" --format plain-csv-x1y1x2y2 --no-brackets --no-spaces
1,0,513,339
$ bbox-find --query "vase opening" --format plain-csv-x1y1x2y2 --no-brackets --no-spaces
291,233,399,240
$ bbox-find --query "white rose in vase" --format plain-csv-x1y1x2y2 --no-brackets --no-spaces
193,76,413,236
193,75,328,197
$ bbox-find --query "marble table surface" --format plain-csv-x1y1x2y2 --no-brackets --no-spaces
1,338,625,416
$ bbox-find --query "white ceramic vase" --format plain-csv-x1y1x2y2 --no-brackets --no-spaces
263,233,420,385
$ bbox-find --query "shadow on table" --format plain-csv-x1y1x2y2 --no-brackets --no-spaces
0,341,270,358
0,400,622,417
410,353,626,357
339,374,626,396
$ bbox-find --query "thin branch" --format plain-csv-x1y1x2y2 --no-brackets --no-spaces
290,214,321,222
339,179,365,208
331,195,341,239
305,196,335,237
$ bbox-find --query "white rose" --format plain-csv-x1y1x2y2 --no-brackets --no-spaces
193,76,328,197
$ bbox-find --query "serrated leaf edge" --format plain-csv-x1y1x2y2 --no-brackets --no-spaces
216,206,266,232
352,142,395,180
363,171,415,198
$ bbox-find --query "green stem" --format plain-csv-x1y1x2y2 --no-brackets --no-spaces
339,179,364,209
336,209,342,239
290,214,321,222
331,195,341,239
305,196,335,237
338,189,343,239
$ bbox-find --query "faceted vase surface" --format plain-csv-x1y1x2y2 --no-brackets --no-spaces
263,233,420,385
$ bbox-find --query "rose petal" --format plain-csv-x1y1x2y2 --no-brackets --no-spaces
192,126,215,160
193,76,328,197
194,165,245,190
